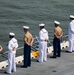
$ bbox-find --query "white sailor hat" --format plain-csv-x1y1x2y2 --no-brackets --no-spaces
23,26,29,29
70,15,74,18
9,32,15,36
39,23,45,26
54,21,60,25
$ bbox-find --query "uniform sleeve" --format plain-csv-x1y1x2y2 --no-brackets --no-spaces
70,22,74,33
46,32,49,40
39,31,45,41
8,41,13,50
24,35,28,42
12,39,18,49
54,28,56,36
15,40,18,48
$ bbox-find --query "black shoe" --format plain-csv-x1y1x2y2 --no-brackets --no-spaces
28,65,31,67
57,55,60,57
21,65,27,68
4,71,11,74
37,60,39,62
50,56,56,58
11,70,16,72
57,56,60,57
66,51,72,53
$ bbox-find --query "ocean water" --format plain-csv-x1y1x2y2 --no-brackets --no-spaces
0,0,74,51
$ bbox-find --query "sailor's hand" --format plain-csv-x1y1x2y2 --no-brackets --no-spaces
29,43,33,46
0,45,3,52
25,42,32,46
45,39,48,42
27,43,32,46
13,47,16,51
56,36,61,39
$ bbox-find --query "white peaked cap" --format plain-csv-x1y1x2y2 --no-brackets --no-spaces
23,26,29,29
39,23,45,26
70,15,74,18
54,21,60,25
9,32,15,36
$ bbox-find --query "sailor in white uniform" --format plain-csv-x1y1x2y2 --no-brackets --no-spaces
38,23,49,62
67,15,74,53
6,32,18,74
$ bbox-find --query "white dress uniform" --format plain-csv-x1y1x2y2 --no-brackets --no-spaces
68,18,74,52
38,24,48,62
7,36,18,73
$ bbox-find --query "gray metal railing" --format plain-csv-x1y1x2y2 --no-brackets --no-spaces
0,35,68,62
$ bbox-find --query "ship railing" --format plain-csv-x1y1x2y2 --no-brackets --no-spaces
0,34,68,62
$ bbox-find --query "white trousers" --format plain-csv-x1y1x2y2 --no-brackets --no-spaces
7,52,16,73
39,42,47,62
68,37,74,52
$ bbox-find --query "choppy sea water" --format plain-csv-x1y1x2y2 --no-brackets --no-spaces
0,0,74,52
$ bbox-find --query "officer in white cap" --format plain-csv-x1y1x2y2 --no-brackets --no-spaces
54,21,60,25
5,32,18,74
66,15,74,53
23,26,29,29
38,23,49,62
21,26,34,68
50,21,63,58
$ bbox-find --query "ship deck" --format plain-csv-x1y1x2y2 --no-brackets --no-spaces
0,48,74,75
